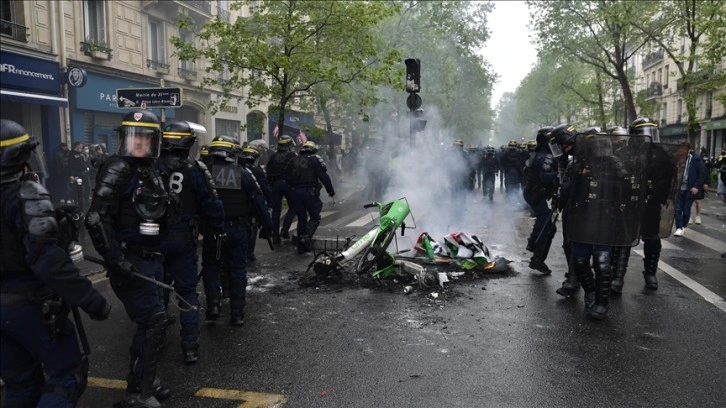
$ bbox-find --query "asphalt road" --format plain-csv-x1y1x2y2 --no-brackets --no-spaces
76,181,726,407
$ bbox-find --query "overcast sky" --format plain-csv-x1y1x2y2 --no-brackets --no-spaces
478,1,539,107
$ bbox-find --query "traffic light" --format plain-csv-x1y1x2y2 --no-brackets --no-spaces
405,58,421,93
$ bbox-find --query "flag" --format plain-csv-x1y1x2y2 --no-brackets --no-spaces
296,129,307,145
273,124,279,138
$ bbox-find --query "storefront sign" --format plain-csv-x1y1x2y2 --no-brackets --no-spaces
66,67,88,88
0,51,62,95
703,119,726,130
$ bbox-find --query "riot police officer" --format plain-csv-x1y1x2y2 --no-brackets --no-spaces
286,140,335,254
266,135,297,244
480,147,499,201
523,126,558,275
156,121,224,364
501,141,523,204
610,118,677,293
201,136,273,326
1,119,111,407
85,110,174,407
240,145,272,261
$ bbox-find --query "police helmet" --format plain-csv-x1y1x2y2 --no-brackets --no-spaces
485,146,496,156
583,126,605,135
162,121,205,151
607,126,628,136
117,110,161,159
240,145,260,166
200,145,209,156
0,119,40,184
507,140,519,149
536,126,555,145
453,139,464,148
527,140,537,151
209,135,241,160
550,123,577,146
300,140,318,155
276,135,294,151
629,117,659,142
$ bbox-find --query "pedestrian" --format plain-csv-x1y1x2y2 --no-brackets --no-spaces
68,141,91,210
156,121,225,364
717,149,726,202
1,119,111,407
674,145,708,237
523,126,557,275
84,110,175,407
54,142,71,200
201,136,272,326
286,140,335,254
265,135,297,244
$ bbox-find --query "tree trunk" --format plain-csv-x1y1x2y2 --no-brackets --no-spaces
685,90,699,148
617,67,637,125
596,72,607,129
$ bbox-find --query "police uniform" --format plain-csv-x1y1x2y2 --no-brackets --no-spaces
480,147,499,200
1,119,110,407
156,121,224,364
240,146,272,261
523,128,559,275
265,136,297,243
85,110,174,407
286,141,334,254
201,136,272,326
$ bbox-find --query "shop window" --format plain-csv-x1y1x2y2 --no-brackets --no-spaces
215,118,240,139
84,0,107,44
0,0,27,41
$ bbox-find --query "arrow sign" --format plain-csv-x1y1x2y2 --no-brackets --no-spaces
116,87,183,109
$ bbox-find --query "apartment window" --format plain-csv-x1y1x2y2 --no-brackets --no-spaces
664,65,669,87
148,19,166,63
84,0,107,43
179,30,196,73
657,68,662,84
0,1,27,41
663,103,668,123
677,99,683,122
217,0,231,22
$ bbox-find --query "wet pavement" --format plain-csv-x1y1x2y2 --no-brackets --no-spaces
76,182,726,407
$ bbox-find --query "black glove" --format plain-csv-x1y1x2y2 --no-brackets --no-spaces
107,257,138,279
259,227,271,240
86,297,111,321
328,191,335,197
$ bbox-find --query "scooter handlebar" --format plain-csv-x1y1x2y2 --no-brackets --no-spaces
363,202,378,209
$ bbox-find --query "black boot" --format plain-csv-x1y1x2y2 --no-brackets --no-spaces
230,310,245,326
587,251,611,320
642,238,660,290
556,265,579,298
529,229,554,275
573,256,595,309
182,341,199,365
205,298,221,321
610,246,631,295
120,312,169,407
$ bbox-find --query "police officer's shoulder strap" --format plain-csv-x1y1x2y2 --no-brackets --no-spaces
195,159,218,199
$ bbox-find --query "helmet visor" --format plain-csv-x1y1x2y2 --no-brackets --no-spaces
548,140,564,158
637,125,660,143
118,127,160,159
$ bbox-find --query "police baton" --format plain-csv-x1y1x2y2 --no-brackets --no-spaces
71,305,91,356
84,254,198,311
534,207,560,245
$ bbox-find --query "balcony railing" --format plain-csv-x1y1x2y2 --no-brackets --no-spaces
147,59,170,74
647,82,663,98
185,0,211,14
178,67,198,80
642,50,664,69
0,19,28,42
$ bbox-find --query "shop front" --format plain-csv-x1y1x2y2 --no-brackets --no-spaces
0,50,66,181
69,71,174,154
703,118,726,157
660,124,689,145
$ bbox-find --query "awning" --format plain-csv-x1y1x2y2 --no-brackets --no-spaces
0,89,68,107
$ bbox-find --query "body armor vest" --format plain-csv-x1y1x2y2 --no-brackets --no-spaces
267,151,294,182
1,183,28,277
161,155,197,217
287,155,317,187
209,162,250,217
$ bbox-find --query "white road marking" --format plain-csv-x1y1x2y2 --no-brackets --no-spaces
681,228,726,253
633,250,726,313
347,213,374,227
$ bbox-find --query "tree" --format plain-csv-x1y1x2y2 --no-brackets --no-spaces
171,0,399,138
630,0,726,146
528,0,657,124
494,92,529,144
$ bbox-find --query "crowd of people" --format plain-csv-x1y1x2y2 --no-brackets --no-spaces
1,110,337,408
53,140,109,210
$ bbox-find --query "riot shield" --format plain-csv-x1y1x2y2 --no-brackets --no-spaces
564,134,651,247
640,143,688,239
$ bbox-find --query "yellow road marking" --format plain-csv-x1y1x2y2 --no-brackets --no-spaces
87,377,287,407
88,377,127,389
195,387,287,407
